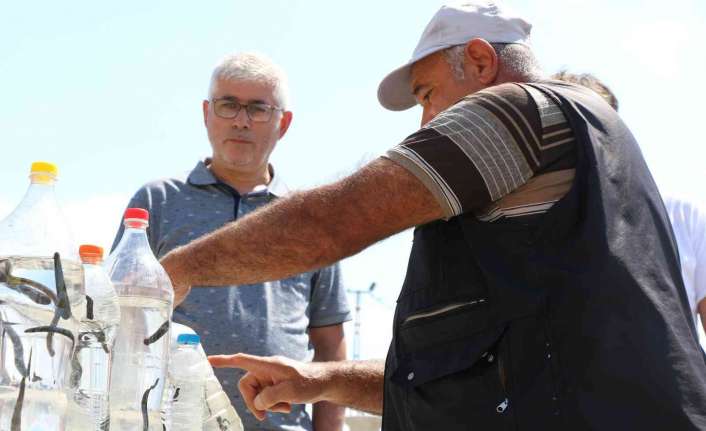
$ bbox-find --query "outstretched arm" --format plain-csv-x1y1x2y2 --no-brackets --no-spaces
160,157,442,305
208,354,385,420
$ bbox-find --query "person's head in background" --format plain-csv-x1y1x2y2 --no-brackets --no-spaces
551,70,619,111
203,52,293,186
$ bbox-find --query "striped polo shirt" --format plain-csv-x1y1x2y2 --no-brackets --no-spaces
385,81,578,221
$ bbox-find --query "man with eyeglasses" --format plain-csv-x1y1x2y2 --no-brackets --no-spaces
111,52,351,431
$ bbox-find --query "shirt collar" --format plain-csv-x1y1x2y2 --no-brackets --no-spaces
187,159,218,186
187,158,290,197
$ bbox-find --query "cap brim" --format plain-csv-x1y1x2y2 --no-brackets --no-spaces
377,63,417,112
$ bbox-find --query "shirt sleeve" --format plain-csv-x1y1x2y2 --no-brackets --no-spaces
383,83,574,219
308,263,352,328
689,199,706,306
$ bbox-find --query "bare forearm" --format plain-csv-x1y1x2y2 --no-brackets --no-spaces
313,401,345,431
164,189,348,287
320,360,384,415
161,158,442,290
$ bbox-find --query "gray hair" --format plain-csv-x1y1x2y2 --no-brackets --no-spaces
551,70,619,111
208,52,290,109
442,43,543,82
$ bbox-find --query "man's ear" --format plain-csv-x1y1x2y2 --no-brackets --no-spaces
278,111,293,139
464,38,499,85
202,100,210,128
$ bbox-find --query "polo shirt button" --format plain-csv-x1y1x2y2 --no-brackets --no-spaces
407,372,415,381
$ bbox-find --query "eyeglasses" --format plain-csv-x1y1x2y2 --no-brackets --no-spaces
211,98,283,123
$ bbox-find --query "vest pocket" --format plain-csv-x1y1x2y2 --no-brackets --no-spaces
389,307,516,430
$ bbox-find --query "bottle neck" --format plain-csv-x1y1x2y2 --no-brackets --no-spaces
81,257,103,266
177,343,199,351
22,178,57,204
124,219,148,230
29,172,57,186
120,224,150,248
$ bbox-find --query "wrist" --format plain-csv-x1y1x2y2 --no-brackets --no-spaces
314,361,340,403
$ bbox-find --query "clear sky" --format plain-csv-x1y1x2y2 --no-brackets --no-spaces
2,0,705,358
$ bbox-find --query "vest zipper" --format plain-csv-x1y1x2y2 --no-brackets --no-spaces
496,398,509,413
496,332,511,416
402,299,486,325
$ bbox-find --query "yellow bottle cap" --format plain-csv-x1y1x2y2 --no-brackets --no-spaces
30,161,58,177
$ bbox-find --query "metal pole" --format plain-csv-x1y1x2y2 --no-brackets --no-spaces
348,282,376,361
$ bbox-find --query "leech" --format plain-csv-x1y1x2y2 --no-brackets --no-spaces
143,320,169,346
25,325,75,348
43,253,72,356
86,295,94,320
2,324,27,377
95,329,110,354
141,378,160,431
3,283,53,305
217,417,231,430
45,309,61,357
70,349,83,388
11,349,31,431
0,259,56,305
53,253,72,320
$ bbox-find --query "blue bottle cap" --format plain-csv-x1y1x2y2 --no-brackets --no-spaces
176,333,200,345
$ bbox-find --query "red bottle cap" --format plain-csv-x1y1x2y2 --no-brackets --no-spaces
124,208,149,221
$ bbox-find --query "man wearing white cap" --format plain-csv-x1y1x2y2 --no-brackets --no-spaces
161,1,706,429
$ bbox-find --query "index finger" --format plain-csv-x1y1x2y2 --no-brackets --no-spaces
208,353,280,375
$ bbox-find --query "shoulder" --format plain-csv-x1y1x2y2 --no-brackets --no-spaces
126,171,199,215
476,82,530,100
425,82,538,133
449,82,532,113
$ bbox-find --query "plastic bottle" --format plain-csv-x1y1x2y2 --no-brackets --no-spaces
67,244,121,430
165,322,243,431
0,161,85,430
107,208,173,431
203,373,244,431
165,334,210,431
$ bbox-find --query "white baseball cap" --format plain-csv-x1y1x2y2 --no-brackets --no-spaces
377,1,532,111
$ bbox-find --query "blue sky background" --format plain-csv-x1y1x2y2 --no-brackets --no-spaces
2,0,705,358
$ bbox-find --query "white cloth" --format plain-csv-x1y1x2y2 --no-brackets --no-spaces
663,196,706,333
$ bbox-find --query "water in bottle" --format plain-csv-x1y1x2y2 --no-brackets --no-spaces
68,244,121,430
165,334,210,431
166,322,243,431
107,208,173,431
0,161,85,430
203,373,244,431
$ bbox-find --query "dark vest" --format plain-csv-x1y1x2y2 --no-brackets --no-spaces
382,82,706,430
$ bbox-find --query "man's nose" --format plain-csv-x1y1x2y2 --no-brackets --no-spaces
231,108,251,129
